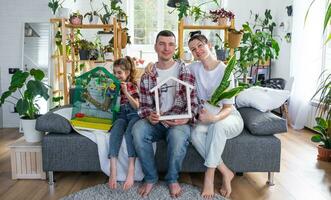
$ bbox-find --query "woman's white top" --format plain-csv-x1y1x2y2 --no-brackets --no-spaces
189,61,235,107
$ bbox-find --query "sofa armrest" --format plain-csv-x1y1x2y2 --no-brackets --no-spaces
238,107,287,136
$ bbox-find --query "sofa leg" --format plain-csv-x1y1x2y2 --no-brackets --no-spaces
266,172,275,186
48,171,54,185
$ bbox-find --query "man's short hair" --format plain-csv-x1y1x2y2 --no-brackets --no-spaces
155,30,176,43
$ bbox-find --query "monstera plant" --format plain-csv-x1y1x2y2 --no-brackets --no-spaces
0,69,50,142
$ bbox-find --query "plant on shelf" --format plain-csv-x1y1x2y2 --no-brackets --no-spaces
236,21,280,83
214,33,227,61
171,0,219,22
48,0,63,15
84,1,102,24
77,39,94,60
251,9,276,33
70,11,83,25
100,0,127,24
209,8,235,25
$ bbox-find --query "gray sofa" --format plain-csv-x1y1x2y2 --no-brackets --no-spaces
40,107,287,185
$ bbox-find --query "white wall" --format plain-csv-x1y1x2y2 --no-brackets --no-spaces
0,0,52,127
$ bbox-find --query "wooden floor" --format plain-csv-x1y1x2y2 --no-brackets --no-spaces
0,127,330,200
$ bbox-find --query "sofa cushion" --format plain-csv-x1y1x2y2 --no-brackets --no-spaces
36,112,72,134
238,107,287,135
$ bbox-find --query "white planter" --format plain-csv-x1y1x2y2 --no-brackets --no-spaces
21,119,43,143
57,7,70,18
90,15,99,24
203,102,221,115
183,50,192,62
104,52,114,61
183,16,192,25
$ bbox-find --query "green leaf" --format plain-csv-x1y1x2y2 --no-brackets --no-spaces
30,69,45,81
323,3,331,33
0,91,13,105
16,99,28,116
311,134,322,142
315,117,328,129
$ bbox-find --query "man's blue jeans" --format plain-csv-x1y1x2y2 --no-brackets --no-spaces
132,119,190,184
108,104,140,158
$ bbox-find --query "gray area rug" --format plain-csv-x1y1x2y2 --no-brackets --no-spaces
61,182,227,200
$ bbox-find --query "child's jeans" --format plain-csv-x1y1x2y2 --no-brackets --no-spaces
108,103,140,158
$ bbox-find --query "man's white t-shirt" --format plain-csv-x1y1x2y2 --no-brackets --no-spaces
189,61,235,106
156,62,180,113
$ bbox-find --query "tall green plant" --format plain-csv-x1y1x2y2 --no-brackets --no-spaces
311,71,331,149
208,56,245,106
306,0,331,43
236,22,280,80
0,69,50,119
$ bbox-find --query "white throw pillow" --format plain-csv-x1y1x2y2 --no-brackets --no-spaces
236,86,290,112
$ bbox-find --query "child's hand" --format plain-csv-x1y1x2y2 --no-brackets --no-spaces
120,82,128,94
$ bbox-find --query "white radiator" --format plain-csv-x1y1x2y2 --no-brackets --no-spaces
305,101,319,130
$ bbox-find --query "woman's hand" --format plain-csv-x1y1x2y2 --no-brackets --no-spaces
144,62,155,76
198,108,216,124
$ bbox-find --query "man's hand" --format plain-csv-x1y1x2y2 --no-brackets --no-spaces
147,112,159,125
198,109,215,124
144,62,154,76
164,118,189,126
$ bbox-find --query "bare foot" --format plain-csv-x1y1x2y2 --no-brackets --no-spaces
108,177,117,189
201,179,214,199
138,183,154,197
169,183,182,198
123,174,134,190
123,157,135,190
219,170,234,198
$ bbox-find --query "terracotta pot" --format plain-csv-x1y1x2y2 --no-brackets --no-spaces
228,31,243,48
70,15,83,25
121,31,127,49
317,145,331,162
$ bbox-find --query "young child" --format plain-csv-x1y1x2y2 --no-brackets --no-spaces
108,56,140,190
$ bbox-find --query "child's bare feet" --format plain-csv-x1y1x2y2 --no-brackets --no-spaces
201,168,215,199
108,177,117,189
169,183,182,198
109,158,117,189
138,183,154,197
123,157,135,190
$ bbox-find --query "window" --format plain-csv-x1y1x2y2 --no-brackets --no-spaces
126,0,222,64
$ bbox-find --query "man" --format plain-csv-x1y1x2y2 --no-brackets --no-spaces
132,30,198,198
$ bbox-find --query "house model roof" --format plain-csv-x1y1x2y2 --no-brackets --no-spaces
150,76,194,92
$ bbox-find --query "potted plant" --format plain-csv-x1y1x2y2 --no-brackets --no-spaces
236,22,280,83
84,1,102,24
70,11,83,25
48,0,70,18
227,28,243,48
209,8,235,26
77,39,93,60
214,33,227,61
0,69,50,142
311,72,331,161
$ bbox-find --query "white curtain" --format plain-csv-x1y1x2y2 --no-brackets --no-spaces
289,0,326,129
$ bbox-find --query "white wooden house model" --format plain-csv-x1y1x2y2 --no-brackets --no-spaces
150,76,194,120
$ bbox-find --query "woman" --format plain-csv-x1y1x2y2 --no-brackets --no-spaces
188,31,244,198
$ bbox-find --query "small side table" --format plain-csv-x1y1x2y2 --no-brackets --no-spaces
8,137,46,180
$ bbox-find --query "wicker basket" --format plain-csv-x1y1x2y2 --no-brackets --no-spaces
228,30,243,48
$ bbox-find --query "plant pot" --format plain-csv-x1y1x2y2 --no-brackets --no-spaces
89,49,99,60
79,49,90,60
21,118,43,143
121,31,128,49
216,49,227,61
70,15,83,25
87,15,99,24
104,52,114,61
183,50,192,62
217,17,228,26
317,145,331,162
228,31,243,48
183,16,192,25
57,7,70,18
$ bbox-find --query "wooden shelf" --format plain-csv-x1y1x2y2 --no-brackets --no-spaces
65,23,113,30
183,25,230,30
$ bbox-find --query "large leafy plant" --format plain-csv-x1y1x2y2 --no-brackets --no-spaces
236,22,280,81
0,69,50,119
208,56,245,106
311,72,331,149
